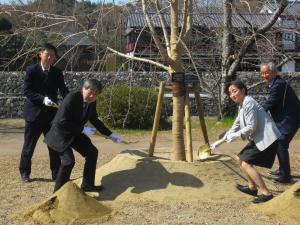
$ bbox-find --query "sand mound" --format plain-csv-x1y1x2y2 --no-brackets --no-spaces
19,182,113,225
251,181,300,224
77,149,253,202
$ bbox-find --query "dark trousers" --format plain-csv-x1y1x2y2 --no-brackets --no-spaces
54,134,98,192
19,111,60,176
277,126,298,177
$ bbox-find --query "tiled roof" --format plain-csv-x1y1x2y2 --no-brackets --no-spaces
60,32,94,46
260,1,300,16
127,13,276,29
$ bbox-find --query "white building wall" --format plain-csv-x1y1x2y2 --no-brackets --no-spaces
281,60,295,72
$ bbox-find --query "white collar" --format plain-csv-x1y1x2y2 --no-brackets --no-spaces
41,63,50,72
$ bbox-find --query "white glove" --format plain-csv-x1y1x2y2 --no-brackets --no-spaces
82,127,96,135
43,97,58,108
226,132,241,143
210,142,217,150
109,133,123,143
210,138,226,151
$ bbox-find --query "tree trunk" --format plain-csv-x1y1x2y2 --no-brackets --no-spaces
220,0,234,119
219,0,288,118
172,87,186,161
170,0,185,161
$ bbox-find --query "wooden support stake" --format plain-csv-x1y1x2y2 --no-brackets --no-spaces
184,92,193,162
194,91,209,144
149,81,166,156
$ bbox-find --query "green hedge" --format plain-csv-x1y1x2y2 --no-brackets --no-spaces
96,85,170,129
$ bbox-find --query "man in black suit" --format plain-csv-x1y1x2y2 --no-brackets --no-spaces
261,62,300,183
45,79,123,192
19,43,69,182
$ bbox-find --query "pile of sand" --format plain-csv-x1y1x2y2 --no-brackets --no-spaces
251,181,300,224
78,149,252,202
19,182,113,225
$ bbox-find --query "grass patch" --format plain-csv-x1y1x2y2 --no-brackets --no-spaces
191,116,235,130
102,116,236,139
0,119,25,128
2,117,298,140
190,116,235,140
108,128,152,136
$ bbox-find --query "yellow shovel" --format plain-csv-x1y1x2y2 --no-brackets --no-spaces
198,138,226,160
194,93,226,160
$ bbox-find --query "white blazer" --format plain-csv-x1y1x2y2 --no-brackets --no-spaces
227,96,281,151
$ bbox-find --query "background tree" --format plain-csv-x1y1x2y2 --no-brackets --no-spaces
219,0,288,118
0,0,124,71
108,0,290,160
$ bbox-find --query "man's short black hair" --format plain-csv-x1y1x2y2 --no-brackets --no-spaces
83,79,103,93
37,43,58,58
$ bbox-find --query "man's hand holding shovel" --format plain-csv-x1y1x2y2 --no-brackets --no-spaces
43,96,59,108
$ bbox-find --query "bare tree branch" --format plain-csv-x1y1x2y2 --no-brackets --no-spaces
228,0,288,77
177,0,191,42
141,0,170,62
107,46,169,71
152,0,171,55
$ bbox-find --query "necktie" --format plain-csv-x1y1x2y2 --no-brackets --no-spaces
43,70,49,83
82,102,88,120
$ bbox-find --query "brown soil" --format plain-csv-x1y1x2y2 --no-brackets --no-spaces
19,182,112,225
1,119,300,225
251,181,300,224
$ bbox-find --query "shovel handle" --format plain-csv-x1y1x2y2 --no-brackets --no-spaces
212,138,227,148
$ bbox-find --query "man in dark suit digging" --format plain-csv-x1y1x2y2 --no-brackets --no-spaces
45,79,123,192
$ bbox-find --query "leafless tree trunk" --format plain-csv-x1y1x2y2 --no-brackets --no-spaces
219,0,288,118
134,0,192,160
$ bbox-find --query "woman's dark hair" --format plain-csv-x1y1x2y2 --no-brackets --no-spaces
224,80,248,96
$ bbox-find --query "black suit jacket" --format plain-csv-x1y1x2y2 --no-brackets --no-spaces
263,75,300,134
44,90,112,152
23,63,69,122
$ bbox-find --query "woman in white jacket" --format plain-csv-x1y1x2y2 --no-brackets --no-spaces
223,80,281,203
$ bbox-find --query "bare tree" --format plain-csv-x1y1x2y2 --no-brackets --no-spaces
109,0,193,160
108,0,289,160
0,0,124,71
219,0,288,118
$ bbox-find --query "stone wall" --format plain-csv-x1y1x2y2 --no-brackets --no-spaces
0,71,299,118
0,71,169,118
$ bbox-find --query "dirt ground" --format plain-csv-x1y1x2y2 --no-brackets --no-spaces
0,119,300,225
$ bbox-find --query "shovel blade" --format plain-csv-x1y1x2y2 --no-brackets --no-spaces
198,143,211,160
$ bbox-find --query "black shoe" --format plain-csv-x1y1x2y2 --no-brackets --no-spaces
236,184,258,196
268,169,282,177
81,185,104,192
21,173,30,183
273,176,292,184
252,194,273,204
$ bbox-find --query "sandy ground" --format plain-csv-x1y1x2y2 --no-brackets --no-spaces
0,119,300,225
